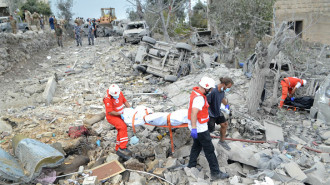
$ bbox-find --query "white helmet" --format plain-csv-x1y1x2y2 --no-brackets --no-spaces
108,84,121,96
199,77,215,90
302,79,307,86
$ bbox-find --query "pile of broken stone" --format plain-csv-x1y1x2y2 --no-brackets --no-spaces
0,35,329,185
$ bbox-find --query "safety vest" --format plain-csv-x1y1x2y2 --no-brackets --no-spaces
188,87,209,124
284,77,304,88
103,90,125,120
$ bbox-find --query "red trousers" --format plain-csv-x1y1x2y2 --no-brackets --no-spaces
279,80,293,107
107,115,128,151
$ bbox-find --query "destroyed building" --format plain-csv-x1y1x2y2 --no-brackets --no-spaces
275,0,330,44
0,1,330,185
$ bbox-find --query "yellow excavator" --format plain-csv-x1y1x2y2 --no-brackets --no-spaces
99,8,116,26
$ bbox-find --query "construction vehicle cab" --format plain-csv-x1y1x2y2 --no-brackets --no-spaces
100,8,116,25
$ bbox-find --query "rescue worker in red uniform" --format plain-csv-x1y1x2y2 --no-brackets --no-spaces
103,84,132,156
187,77,229,180
279,77,307,108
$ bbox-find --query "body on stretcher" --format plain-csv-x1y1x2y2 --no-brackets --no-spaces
121,106,189,153
122,106,189,127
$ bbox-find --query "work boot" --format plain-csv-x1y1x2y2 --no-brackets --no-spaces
218,140,231,151
211,171,229,180
117,148,132,156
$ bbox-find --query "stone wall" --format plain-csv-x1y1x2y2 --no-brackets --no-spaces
0,31,55,74
275,0,330,44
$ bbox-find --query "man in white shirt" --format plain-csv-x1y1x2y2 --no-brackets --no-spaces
187,77,229,180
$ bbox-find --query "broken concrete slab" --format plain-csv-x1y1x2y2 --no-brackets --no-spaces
264,121,284,141
284,162,307,182
124,158,146,171
184,167,199,181
42,74,57,105
216,141,259,167
106,153,119,163
225,162,243,176
83,113,106,126
129,172,146,185
0,117,13,134
320,153,330,163
319,145,330,153
305,162,330,185
173,145,191,158
320,131,330,140
165,157,177,169
153,168,167,177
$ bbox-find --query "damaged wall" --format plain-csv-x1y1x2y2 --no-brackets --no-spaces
275,0,330,45
0,31,56,74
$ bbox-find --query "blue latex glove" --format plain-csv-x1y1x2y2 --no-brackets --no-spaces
121,114,124,120
191,128,198,139
291,97,295,101
225,104,230,109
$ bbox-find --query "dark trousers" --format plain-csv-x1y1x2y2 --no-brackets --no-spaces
188,130,220,175
94,29,97,38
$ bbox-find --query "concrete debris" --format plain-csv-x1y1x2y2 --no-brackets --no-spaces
264,121,284,141
284,162,307,182
42,74,57,105
0,27,329,185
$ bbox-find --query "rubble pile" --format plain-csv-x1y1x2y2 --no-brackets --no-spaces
0,34,329,185
0,30,56,74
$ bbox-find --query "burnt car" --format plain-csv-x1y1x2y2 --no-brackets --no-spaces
0,17,29,33
190,29,216,46
123,21,151,43
133,36,193,82
310,75,330,124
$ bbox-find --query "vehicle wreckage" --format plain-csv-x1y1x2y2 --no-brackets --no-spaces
133,36,216,82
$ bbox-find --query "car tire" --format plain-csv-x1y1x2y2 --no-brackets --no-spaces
142,36,156,45
175,43,192,52
164,75,178,82
133,64,147,73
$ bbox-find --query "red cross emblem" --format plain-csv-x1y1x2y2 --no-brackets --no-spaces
115,92,117,94
205,83,209,87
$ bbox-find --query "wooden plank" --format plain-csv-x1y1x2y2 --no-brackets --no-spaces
90,160,125,181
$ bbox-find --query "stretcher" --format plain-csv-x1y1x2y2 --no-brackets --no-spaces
122,106,189,153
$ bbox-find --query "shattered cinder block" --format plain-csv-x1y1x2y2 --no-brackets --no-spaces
42,74,57,105
284,162,307,182
319,145,330,153
320,153,330,163
264,121,284,141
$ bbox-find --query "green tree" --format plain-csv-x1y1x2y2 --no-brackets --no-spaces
20,0,52,18
190,0,207,28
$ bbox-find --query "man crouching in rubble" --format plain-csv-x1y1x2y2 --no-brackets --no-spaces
187,77,229,180
279,77,307,108
207,77,234,151
103,84,132,156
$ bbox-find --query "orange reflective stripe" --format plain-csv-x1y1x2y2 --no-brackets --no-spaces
132,112,137,133
167,114,175,153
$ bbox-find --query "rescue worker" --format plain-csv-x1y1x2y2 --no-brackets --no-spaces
187,77,229,180
279,77,307,108
24,9,32,28
207,77,234,151
54,24,63,48
9,15,17,34
103,84,132,156
74,22,82,46
32,12,41,31
88,20,94,45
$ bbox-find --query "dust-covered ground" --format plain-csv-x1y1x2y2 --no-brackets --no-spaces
0,30,329,185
